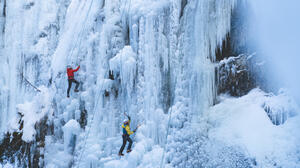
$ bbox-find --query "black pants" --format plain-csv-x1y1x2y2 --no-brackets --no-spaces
119,134,132,154
67,79,79,96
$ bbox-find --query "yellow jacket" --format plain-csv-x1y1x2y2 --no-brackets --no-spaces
122,120,134,135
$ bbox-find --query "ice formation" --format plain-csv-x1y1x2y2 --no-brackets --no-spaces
0,0,299,167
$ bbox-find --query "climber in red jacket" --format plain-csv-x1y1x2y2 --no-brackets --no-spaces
67,65,80,98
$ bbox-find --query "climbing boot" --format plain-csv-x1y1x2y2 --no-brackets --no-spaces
118,153,124,156
126,149,132,153
67,94,70,98
74,89,79,92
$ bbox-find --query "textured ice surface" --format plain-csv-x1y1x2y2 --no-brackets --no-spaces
0,0,299,167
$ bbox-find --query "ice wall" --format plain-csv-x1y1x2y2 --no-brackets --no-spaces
0,0,249,167
0,0,61,137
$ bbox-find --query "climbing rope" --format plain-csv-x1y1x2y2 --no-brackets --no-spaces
67,0,100,167
51,0,95,85
69,0,95,65
75,0,132,167
160,107,173,168
75,69,108,168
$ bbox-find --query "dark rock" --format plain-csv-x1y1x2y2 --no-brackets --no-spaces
0,114,52,167
217,54,257,97
79,109,87,129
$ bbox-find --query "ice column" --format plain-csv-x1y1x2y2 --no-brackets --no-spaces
190,0,236,121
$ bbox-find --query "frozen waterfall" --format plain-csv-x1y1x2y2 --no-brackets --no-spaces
0,0,299,168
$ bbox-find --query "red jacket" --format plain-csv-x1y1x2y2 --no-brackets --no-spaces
67,66,80,79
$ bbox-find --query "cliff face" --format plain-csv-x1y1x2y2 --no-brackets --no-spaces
0,0,298,168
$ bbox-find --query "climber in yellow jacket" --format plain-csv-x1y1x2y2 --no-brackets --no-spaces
118,114,138,156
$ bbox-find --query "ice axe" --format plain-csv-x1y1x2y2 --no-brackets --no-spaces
134,124,141,132
124,112,129,117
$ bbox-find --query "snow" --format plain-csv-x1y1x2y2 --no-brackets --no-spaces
207,89,300,167
16,86,53,142
104,142,164,168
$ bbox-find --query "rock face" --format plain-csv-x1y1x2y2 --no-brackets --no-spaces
213,0,262,98
217,54,257,97
0,115,52,167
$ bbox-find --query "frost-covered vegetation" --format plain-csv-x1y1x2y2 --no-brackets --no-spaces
0,0,299,168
